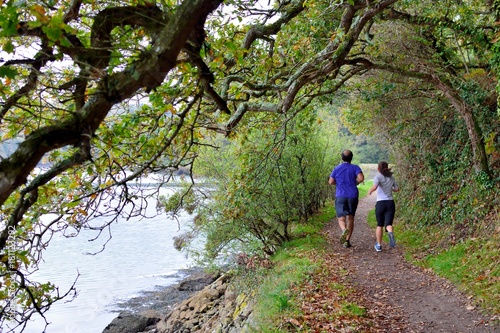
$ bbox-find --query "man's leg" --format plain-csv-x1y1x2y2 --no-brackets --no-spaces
345,197,358,243
336,198,347,232
346,215,354,241
337,216,347,231
338,216,349,245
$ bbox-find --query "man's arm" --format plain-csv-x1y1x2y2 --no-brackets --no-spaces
356,172,364,185
329,176,336,185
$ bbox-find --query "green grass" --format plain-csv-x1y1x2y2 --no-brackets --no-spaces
340,302,367,317
249,251,316,331
396,215,500,316
423,238,500,313
367,209,376,228
248,196,371,332
248,226,325,331
247,178,499,332
363,181,499,316
358,180,372,198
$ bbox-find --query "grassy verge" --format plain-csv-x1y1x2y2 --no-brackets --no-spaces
424,238,499,311
241,180,497,332
248,205,330,332
246,182,375,332
397,222,500,315
364,185,499,316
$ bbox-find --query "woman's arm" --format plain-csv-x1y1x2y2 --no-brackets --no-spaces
392,179,400,192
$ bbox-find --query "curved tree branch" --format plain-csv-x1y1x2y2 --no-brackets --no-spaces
242,0,306,50
0,43,55,123
89,5,167,71
278,0,398,112
351,57,491,175
0,0,223,207
63,0,84,23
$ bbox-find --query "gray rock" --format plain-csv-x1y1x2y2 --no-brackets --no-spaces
102,312,159,333
179,274,218,292
156,274,255,333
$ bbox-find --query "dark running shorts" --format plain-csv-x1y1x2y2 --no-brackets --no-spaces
335,197,359,217
375,200,396,227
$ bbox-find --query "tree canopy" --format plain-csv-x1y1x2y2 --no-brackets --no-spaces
1,0,499,331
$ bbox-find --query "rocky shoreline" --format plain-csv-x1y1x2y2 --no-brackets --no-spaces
102,268,218,333
102,267,255,333
114,268,217,315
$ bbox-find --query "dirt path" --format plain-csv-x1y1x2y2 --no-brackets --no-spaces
323,193,499,333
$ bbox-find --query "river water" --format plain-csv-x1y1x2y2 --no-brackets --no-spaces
7,186,197,333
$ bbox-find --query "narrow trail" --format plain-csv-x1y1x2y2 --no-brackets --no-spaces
323,193,499,333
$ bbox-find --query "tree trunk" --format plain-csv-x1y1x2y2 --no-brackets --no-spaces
433,77,491,176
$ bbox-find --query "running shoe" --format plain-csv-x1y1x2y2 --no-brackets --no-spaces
374,243,382,252
388,232,396,248
343,240,351,248
340,228,349,245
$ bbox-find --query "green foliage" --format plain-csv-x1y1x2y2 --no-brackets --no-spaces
355,137,390,164
0,5,20,38
1,0,499,329
250,241,322,331
157,183,197,215
0,66,16,79
395,105,499,228
320,97,390,164
344,9,500,229
190,110,336,261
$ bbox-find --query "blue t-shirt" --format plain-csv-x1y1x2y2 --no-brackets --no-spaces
330,163,362,198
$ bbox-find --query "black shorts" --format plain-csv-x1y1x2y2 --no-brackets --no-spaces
375,200,396,227
335,197,359,217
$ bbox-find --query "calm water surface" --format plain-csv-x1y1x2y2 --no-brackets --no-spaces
8,186,195,333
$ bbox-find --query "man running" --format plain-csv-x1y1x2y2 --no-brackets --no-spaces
329,150,364,248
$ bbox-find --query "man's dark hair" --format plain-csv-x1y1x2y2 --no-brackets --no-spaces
341,150,353,162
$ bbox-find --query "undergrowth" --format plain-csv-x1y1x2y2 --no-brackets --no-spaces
240,177,499,333
395,180,500,316
391,135,500,316
244,193,372,332
397,221,500,315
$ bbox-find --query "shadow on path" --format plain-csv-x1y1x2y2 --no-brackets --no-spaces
325,193,499,333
